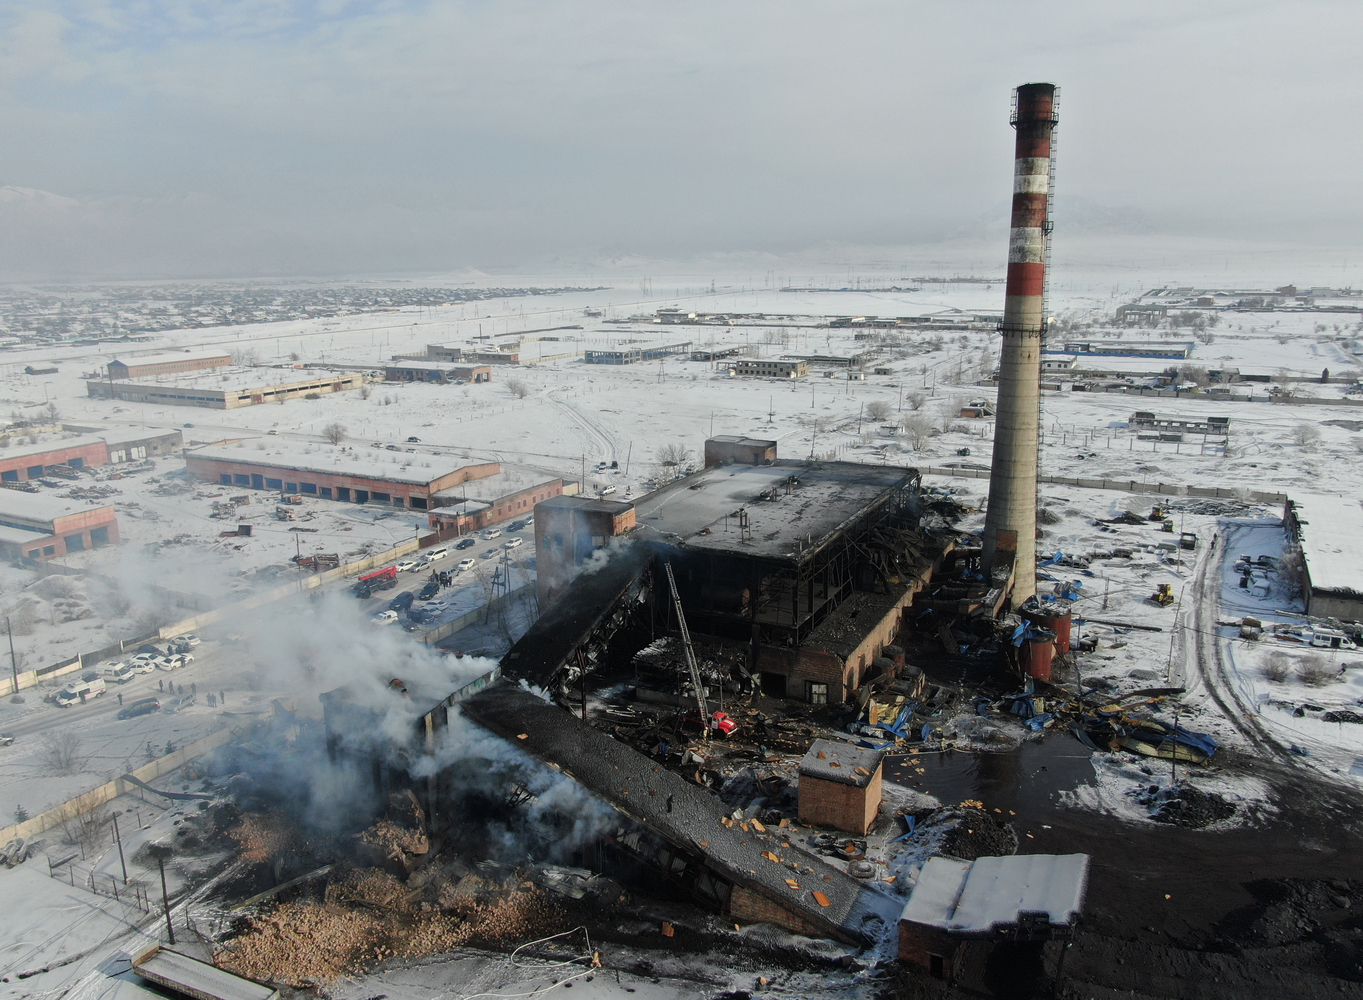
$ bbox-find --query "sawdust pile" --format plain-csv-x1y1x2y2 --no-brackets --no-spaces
357,819,429,861
227,812,302,864
214,872,568,986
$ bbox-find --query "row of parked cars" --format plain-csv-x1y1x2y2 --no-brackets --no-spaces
50,635,201,707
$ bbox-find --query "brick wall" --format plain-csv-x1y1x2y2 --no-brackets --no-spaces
898,921,960,978
728,885,835,939
797,765,882,835
0,441,109,481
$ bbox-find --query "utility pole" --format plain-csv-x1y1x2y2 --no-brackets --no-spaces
6,616,16,697
112,812,128,885
156,854,175,945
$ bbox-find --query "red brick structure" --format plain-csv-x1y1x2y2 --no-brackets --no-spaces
185,444,498,510
428,479,566,537
106,350,231,380
703,435,777,467
0,436,109,484
797,739,885,835
534,496,637,608
0,492,118,561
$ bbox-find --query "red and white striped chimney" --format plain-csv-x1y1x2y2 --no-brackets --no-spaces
982,83,1057,603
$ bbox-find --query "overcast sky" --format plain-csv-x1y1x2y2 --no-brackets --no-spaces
0,1,1359,280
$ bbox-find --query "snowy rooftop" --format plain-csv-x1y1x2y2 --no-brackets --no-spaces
188,440,490,487
102,366,355,391
0,433,108,460
798,738,885,787
633,460,915,562
900,854,1089,937
108,348,231,367
0,488,114,525
1291,494,1363,595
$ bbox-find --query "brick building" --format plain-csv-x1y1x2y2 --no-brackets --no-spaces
106,349,231,380
185,442,499,510
534,495,637,607
428,478,567,538
703,435,777,467
797,739,886,835
0,435,110,483
0,491,118,561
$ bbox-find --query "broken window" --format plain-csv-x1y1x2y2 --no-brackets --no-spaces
806,681,828,705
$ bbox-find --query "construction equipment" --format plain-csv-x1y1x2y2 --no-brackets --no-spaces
663,562,736,738
1150,583,1175,607
1160,520,1175,533
1179,532,1198,551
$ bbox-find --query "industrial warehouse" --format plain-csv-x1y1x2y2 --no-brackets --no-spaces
86,367,364,408
184,440,499,508
0,429,182,482
0,489,118,560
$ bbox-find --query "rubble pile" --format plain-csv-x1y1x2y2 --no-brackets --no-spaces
1138,783,1237,829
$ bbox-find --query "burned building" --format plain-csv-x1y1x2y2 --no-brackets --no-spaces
522,439,951,706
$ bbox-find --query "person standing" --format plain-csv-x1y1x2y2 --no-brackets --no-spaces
118,693,123,706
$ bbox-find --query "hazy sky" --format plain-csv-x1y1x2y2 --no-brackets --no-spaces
0,1,1359,279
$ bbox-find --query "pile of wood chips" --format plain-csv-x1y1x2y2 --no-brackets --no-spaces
214,874,568,986
357,819,429,861
226,812,301,864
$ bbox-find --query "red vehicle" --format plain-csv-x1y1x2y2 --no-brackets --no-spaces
358,566,398,585
681,710,738,737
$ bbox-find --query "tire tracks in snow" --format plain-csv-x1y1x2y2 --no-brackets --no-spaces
1191,526,1300,767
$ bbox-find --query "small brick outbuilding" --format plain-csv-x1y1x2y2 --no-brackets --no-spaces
797,739,886,835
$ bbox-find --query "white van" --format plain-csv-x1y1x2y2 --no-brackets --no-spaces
54,677,107,707
1309,628,1357,650
100,662,134,684
423,547,450,564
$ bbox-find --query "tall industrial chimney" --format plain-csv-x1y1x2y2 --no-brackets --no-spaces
982,83,1057,605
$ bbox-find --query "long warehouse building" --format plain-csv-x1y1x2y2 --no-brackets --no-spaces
185,441,499,510
87,367,364,409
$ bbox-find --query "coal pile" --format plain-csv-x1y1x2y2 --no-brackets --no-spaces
1218,878,1363,980
1140,783,1236,828
938,806,1018,860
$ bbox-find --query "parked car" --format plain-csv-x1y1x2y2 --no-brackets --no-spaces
54,677,107,707
482,528,502,540
599,485,617,496
371,610,399,625
183,422,194,428
396,559,419,572
406,436,420,443
118,698,160,720
423,547,450,564
136,644,166,657
457,558,476,571
508,520,529,531
175,634,202,648
100,662,135,684
0,733,15,747
388,591,415,612
503,537,523,549
455,538,476,550
480,549,498,560
169,640,193,655
418,577,441,601
407,608,430,624
152,656,181,671
267,429,278,435
128,657,157,675
170,653,195,668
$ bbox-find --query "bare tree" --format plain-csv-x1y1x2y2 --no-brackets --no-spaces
43,402,60,423
905,391,927,411
864,400,892,422
38,730,88,775
902,415,934,451
359,383,372,400
1289,422,1321,448
322,422,347,445
657,443,693,469
1262,651,1291,682
505,378,530,399
1177,365,1209,387
1298,657,1336,687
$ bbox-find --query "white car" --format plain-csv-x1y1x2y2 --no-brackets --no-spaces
152,656,180,671
503,537,523,549
128,657,157,675
175,634,202,648
396,559,419,572
482,528,502,540
599,485,617,496
171,653,195,668
457,558,476,571
371,610,399,625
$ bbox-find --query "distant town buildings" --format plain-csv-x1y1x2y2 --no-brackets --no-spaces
384,362,492,384
731,359,808,378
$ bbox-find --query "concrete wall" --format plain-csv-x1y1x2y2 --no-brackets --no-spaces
919,467,1289,504
0,723,243,845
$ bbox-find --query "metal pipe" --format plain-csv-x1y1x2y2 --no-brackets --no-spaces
982,82,1058,603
